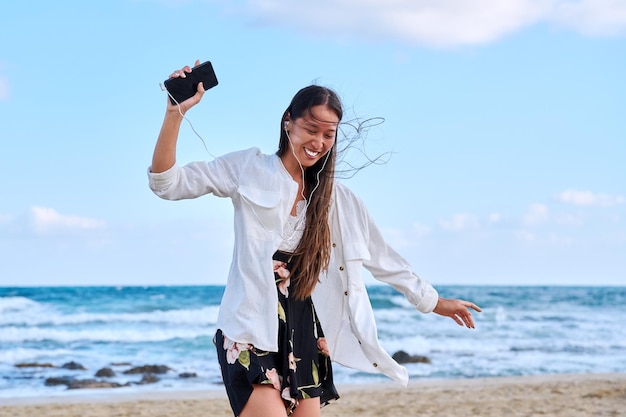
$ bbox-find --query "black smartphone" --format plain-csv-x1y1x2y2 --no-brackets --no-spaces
163,61,218,105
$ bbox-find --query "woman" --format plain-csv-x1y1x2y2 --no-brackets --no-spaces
148,61,481,417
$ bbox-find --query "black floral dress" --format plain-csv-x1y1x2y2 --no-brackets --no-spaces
215,250,339,416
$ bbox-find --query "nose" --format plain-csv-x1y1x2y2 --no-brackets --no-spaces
312,134,324,151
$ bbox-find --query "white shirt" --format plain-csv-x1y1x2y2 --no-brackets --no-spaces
148,147,439,385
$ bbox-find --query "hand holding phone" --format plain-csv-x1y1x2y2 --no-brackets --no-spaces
163,61,218,105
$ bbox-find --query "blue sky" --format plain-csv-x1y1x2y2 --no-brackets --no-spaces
1,0,624,287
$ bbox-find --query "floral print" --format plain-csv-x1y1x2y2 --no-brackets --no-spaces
274,259,291,297
317,337,330,357
265,368,282,391
288,351,300,372
214,250,339,417
223,337,252,368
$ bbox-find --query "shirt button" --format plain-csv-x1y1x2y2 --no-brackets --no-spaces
339,266,344,271
344,291,348,296
332,243,336,247
373,363,378,367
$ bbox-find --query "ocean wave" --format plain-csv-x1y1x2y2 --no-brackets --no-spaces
369,294,414,309
0,296,45,313
0,305,220,327
0,346,77,364
0,325,217,344
2,285,626,398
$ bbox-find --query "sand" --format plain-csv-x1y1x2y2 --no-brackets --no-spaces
1,373,625,417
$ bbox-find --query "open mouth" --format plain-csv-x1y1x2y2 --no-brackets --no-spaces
304,148,320,158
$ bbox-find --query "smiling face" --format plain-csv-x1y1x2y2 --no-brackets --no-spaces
281,104,339,176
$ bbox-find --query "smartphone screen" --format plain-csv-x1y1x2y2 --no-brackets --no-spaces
163,61,218,104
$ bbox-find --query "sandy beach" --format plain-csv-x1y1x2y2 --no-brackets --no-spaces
1,373,624,417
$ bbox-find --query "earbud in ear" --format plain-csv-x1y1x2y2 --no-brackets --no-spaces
284,121,289,129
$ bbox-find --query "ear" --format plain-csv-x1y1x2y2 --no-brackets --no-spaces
283,113,291,131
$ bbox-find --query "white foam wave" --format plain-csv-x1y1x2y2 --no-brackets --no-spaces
0,296,43,313
0,347,76,364
0,325,216,344
0,305,220,327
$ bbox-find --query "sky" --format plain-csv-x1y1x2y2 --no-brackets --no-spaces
0,0,624,287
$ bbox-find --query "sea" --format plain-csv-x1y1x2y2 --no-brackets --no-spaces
1,285,625,400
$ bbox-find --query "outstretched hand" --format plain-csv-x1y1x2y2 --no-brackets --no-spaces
166,59,206,114
433,297,482,328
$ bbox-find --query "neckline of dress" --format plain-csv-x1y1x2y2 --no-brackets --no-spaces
290,200,306,219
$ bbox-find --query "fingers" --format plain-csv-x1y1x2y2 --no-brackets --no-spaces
451,315,464,327
468,302,482,313
451,312,474,328
458,314,474,328
455,300,480,328
435,297,481,329
169,69,186,78
169,62,197,79
461,312,475,329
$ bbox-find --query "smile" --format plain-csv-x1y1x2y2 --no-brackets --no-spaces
304,148,320,158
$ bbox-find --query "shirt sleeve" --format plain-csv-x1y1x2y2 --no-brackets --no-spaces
147,148,259,200
360,200,439,313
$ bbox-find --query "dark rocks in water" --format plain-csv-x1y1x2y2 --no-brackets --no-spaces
37,362,199,390
111,362,132,367
137,374,160,385
95,367,115,377
68,379,126,390
15,362,55,368
45,376,75,386
392,350,431,364
46,376,128,389
123,365,171,375
61,361,87,370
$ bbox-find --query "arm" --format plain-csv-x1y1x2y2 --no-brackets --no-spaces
359,198,481,328
148,61,238,200
151,60,205,173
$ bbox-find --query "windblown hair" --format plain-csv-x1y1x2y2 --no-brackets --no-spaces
277,85,343,300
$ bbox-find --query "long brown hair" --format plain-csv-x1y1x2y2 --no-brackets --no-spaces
277,86,343,300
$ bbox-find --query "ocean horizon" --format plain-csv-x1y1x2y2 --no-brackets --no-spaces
1,285,625,399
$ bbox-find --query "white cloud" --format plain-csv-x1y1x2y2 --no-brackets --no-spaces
381,227,412,248
554,211,585,226
240,0,550,46
523,203,549,226
515,229,537,242
412,222,432,238
550,0,626,36
376,223,430,250
547,232,577,246
30,206,105,234
488,212,502,224
439,213,479,231
230,0,626,47
0,76,9,101
556,190,625,207
0,213,12,224
515,229,578,246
